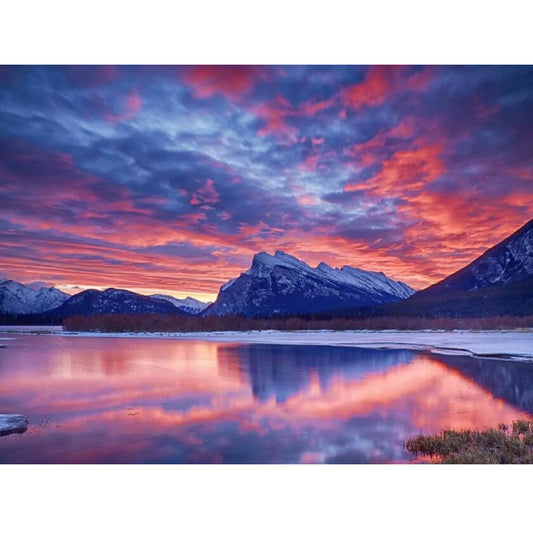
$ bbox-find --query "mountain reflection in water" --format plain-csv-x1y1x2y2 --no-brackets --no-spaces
0,335,531,463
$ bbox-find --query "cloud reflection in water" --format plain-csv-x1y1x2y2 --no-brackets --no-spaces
0,335,531,463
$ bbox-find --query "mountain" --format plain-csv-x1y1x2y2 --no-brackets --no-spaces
390,218,533,317
425,218,532,294
150,294,211,315
50,288,190,318
203,250,415,317
0,280,70,315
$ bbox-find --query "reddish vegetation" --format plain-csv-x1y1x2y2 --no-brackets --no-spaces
63,313,533,333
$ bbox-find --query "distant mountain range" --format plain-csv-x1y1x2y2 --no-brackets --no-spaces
0,252,416,319
0,283,209,318
150,294,211,314
48,288,189,317
0,280,69,314
1,218,532,320
203,250,415,317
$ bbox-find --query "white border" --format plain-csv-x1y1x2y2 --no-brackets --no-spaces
1,465,530,532
1,2,531,529
1,0,532,64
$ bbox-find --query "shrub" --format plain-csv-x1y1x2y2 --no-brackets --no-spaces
62,313,533,333
406,420,533,464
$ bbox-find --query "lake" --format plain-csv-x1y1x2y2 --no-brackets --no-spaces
1,334,532,463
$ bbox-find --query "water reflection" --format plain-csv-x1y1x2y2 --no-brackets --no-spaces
430,353,533,415
217,344,416,403
0,335,531,463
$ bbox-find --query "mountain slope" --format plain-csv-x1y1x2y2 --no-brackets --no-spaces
204,251,415,317
150,294,211,315
0,280,70,314
50,288,190,318
388,218,533,317
423,218,533,295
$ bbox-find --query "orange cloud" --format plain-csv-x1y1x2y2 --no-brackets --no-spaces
345,143,445,195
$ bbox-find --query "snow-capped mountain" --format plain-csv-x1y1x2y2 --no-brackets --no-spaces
150,294,211,315
397,218,533,317
50,288,190,317
204,250,415,317
0,280,70,315
421,218,533,294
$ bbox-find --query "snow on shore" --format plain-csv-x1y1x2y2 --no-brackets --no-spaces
1,325,531,359
0,414,28,436
0,325,63,333
55,329,533,359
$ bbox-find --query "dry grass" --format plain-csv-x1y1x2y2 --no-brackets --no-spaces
406,420,533,464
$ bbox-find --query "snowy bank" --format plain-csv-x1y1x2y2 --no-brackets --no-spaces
0,325,63,334
61,329,533,359
0,414,28,436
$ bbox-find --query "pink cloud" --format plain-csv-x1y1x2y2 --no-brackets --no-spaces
342,66,436,110
298,154,320,172
180,66,264,101
106,89,142,123
298,95,337,116
253,94,336,143
190,179,220,206
297,194,320,206
344,142,445,195
344,117,417,168
254,95,293,136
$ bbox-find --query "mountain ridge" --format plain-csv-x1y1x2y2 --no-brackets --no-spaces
150,294,211,314
204,250,415,317
0,280,70,315
421,218,533,295
3,219,531,321
49,288,190,318
382,218,533,317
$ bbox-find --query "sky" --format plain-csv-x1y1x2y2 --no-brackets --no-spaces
0,65,532,301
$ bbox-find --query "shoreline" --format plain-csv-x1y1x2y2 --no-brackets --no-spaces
2,326,532,360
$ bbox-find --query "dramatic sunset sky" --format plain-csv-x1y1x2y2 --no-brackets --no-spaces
1,65,532,301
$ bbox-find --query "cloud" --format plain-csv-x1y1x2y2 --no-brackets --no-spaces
342,66,436,110
190,178,220,206
345,142,445,195
180,65,264,101
106,88,142,123
0,65,531,295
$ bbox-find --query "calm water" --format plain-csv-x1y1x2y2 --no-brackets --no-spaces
1,334,532,464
